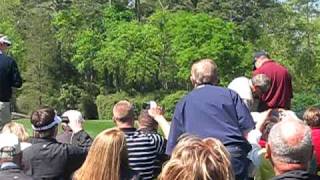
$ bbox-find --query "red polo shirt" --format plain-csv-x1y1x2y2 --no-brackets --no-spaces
253,60,293,109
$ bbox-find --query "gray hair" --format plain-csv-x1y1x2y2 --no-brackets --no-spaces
191,59,218,86
268,120,312,165
251,74,271,93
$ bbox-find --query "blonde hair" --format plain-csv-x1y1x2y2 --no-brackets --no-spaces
159,136,234,180
2,122,29,142
73,128,129,180
303,107,320,127
191,59,218,87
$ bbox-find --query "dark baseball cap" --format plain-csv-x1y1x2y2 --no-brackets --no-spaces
253,51,270,62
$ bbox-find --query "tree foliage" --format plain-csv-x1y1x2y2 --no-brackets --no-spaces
1,0,319,116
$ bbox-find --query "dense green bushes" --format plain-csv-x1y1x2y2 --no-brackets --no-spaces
3,1,320,117
95,90,188,120
291,92,320,117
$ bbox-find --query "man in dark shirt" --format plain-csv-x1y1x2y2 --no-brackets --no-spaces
253,51,293,111
167,59,255,180
0,35,22,129
0,133,32,180
22,107,87,180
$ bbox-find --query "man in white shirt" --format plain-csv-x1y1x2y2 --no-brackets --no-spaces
228,74,270,111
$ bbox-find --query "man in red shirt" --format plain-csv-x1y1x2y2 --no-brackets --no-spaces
253,51,293,111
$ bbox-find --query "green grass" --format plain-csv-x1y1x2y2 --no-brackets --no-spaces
15,119,115,138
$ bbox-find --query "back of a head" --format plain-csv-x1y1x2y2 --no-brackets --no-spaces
0,133,21,161
74,128,127,180
2,122,29,142
138,110,158,131
31,107,59,138
268,119,312,166
251,74,271,93
112,100,134,123
260,116,280,141
191,59,218,87
303,107,320,128
159,136,234,180
62,110,85,128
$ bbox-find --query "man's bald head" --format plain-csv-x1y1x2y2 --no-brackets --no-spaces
268,119,312,166
112,100,134,123
190,59,218,87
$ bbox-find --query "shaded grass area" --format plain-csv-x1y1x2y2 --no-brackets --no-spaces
15,119,115,138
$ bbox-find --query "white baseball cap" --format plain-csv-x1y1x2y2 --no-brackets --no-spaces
62,110,85,123
0,133,21,158
0,36,12,46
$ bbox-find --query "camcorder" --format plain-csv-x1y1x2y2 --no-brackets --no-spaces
61,116,72,132
271,109,285,119
61,116,70,124
142,101,157,110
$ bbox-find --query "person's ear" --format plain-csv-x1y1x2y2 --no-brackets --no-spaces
265,143,272,159
252,85,257,92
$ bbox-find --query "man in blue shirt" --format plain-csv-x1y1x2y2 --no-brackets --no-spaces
167,59,255,180
0,35,22,129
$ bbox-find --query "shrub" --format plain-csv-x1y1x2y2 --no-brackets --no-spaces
95,92,130,120
291,92,320,118
160,90,188,119
95,91,167,120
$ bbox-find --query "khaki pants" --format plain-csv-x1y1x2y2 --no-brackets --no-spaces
0,102,11,129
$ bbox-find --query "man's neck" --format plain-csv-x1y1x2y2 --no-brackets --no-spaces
117,122,134,129
274,161,307,176
257,59,271,68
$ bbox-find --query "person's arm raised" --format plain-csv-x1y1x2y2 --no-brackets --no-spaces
148,106,170,139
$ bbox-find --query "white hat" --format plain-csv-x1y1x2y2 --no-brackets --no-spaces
62,110,85,124
0,133,21,158
0,36,12,46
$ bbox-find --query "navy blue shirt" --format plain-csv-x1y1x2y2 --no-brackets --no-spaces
0,54,22,102
166,85,255,154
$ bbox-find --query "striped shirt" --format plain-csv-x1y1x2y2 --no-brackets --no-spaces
122,128,166,180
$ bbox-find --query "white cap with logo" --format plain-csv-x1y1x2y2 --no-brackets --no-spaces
0,133,21,158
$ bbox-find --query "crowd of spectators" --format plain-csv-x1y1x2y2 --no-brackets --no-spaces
1,50,319,180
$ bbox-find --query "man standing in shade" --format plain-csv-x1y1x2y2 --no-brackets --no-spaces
167,59,255,180
0,35,22,129
253,51,293,111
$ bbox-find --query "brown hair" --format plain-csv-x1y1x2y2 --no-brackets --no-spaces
30,107,57,138
260,116,280,141
73,128,129,180
159,136,234,180
2,122,29,142
138,110,158,131
303,107,320,127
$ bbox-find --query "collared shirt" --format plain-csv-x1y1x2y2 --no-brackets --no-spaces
166,85,255,155
0,53,22,102
22,138,87,179
0,162,33,180
272,170,320,180
228,76,254,111
253,60,293,109
121,128,166,180
0,162,19,170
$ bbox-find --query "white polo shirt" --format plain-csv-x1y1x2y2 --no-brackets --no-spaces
228,76,254,111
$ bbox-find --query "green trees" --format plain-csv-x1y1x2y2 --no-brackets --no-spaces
1,0,319,117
